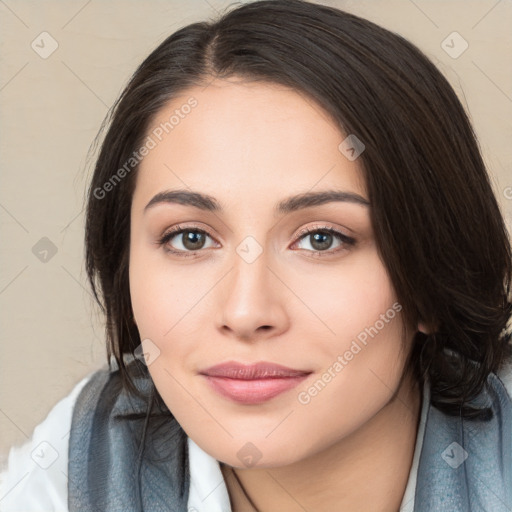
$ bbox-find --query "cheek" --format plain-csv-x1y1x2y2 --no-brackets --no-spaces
291,249,407,399
127,238,411,465
128,250,201,422
129,235,398,352
129,242,203,338
292,248,398,342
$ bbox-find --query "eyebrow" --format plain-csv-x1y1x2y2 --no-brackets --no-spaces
143,189,370,215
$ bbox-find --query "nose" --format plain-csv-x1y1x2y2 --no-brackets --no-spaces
218,253,289,342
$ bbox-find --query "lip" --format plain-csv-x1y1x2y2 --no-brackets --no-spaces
199,361,312,404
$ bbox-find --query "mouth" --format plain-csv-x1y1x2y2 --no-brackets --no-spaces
199,361,313,405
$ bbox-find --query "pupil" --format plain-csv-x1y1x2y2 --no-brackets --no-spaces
183,231,205,250
311,232,332,251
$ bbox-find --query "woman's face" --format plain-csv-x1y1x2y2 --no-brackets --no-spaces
129,77,415,468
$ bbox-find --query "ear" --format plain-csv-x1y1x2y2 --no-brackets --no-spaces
418,321,430,334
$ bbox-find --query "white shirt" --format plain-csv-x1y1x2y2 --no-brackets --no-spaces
2,365,511,512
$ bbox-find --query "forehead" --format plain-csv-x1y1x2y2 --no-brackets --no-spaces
132,78,367,214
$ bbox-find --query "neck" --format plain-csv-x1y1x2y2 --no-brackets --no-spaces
221,372,422,512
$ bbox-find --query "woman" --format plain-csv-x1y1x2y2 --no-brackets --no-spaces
1,0,511,510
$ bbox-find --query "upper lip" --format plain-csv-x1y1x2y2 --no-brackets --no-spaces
199,361,312,380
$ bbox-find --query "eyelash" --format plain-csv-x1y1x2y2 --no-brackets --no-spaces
156,224,356,259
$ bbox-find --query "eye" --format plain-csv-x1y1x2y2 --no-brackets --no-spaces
292,226,355,256
157,225,217,256
156,224,356,258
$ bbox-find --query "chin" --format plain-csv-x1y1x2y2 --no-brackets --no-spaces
204,437,310,470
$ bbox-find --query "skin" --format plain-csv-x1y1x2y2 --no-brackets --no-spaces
129,77,422,511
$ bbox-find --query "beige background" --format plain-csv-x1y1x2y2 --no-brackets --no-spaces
0,0,511,464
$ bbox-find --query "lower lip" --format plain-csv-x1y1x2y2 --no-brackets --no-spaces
202,374,310,404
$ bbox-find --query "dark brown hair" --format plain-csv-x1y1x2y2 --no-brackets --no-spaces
84,0,512,418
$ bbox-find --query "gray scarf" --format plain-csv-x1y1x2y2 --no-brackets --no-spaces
68,361,511,511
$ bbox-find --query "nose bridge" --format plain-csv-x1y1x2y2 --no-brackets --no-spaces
231,245,270,299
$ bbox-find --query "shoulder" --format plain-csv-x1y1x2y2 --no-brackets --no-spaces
0,368,103,511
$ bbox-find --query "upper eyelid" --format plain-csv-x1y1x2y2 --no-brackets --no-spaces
295,225,346,237
162,223,347,237
161,224,215,240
